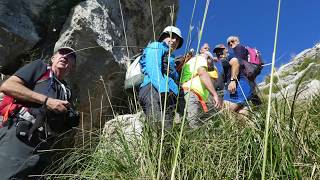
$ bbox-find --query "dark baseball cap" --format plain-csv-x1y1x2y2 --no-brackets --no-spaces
213,44,226,53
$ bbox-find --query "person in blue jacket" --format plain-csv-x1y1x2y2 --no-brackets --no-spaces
139,26,183,128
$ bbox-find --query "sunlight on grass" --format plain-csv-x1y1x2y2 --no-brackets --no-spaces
44,90,320,179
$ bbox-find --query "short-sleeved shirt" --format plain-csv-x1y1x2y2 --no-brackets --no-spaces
181,55,217,101
232,44,248,61
14,59,74,132
14,59,71,107
221,53,253,105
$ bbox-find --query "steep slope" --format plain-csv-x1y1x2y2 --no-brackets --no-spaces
260,43,320,100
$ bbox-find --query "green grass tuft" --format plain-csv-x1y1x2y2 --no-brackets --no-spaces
44,92,320,179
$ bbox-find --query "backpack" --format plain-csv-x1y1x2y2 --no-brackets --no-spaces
0,69,52,127
240,47,264,81
124,54,144,90
124,49,172,90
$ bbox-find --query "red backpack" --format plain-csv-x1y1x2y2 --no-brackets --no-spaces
0,69,51,128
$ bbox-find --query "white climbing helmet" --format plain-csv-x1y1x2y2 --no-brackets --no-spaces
158,26,184,49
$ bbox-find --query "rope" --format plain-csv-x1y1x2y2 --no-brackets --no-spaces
118,0,140,113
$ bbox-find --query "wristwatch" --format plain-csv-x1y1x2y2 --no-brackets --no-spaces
230,78,236,82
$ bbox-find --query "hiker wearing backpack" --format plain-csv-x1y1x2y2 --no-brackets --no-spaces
227,36,262,106
212,42,253,115
180,44,222,128
0,46,79,179
138,26,183,129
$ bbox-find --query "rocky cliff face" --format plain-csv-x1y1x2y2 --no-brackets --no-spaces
0,0,179,128
0,0,81,74
259,43,320,100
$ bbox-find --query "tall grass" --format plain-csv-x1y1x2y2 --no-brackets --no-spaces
44,90,320,179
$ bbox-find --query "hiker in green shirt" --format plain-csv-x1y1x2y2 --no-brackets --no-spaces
180,43,222,128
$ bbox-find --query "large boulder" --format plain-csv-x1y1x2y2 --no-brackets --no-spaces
0,0,81,74
54,0,179,128
0,0,40,74
0,0,179,129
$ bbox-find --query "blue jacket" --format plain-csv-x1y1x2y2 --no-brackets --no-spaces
140,41,179,95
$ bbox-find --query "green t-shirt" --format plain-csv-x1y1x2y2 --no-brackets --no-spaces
180,55,207,83
181,55,209,100
180,55,219,101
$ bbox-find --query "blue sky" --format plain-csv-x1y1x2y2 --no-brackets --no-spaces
175,0,320,82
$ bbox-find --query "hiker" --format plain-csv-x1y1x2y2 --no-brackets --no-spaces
213,42,253,115
199,43,224,92
139,26,183,128
212,44,226,92
200,43,210,54
0,46,79,179
175,48,194,76
227,36,262,106
180,43,222,128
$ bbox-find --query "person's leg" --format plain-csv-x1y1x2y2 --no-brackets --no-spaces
139,84,175,129
162,93,177,128
223,100,241,112
223,101,255,127
238,106,250,116
184,91,202,128
173,90,186,124
0,126,46,179
139,84,162,121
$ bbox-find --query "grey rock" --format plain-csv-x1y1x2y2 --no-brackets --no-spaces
103,111,144,141
0,0,80,74
54,0,178,128
277,43,320,76
261,42,320,101
0,0,40,74
273,80,320,101
0,0,178,129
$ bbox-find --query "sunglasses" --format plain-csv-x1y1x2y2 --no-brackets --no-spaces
58,49,76,59
227,40,234,46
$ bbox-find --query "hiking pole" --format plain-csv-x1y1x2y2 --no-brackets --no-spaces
262,0,282,179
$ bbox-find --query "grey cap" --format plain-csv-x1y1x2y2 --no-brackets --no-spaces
54,46,77,59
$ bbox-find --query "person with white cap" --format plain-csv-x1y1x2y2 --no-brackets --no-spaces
180,43,222,128
0,46,79,179
138,25,184,128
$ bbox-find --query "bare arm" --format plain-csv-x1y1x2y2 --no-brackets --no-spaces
197,67,222,108
228,57,240,94
0,75,69,113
